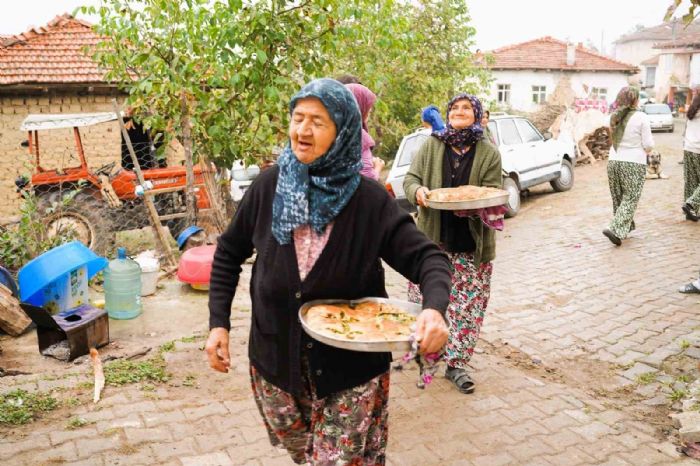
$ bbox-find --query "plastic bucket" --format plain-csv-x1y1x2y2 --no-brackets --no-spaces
135,257,159,297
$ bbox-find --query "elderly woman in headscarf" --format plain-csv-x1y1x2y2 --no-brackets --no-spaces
403,93,502,394
603,86,654,246
345,83,385,180
682,89,700,223
205,78,451,465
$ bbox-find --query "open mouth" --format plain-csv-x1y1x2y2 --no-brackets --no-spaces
297,141,312,151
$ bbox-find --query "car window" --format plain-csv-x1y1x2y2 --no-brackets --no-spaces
498,119,522,145
515,119,543,143
643,104,671,115
397,134,428,167
487,121,499,145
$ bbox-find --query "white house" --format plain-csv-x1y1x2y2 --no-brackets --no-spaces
487,37,637,113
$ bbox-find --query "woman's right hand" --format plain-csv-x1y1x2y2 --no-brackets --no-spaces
205,327,231,373
416,186,430,207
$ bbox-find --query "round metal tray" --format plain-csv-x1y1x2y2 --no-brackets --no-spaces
299,297,421,352
426,191,509,211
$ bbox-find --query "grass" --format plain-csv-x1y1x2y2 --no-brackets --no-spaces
66,417,91,429
182,375,197,387
179,335,204,343
680,340,691,351
159,341,176,353
0,389,59,425
669,389,689,402
103,356,169,386
636,372,658,385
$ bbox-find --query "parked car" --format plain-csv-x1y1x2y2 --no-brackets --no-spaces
385,114,577,217
641,103,674,132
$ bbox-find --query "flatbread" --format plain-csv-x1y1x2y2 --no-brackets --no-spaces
428,185,507,203
305,302,416,342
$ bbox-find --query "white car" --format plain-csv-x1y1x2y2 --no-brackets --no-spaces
642,103,674,132
386,115,577,217
230,160,260,202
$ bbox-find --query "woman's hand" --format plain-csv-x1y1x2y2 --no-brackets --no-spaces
205,327,231,373
372,156,385,175
415,308,448,354
416,186,431,207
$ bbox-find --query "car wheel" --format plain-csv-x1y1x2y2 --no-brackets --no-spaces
550,159,574,192
502,177,520,218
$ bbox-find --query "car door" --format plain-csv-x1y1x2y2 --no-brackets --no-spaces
514,118,560,177
496,118,535,183
388,131,429,199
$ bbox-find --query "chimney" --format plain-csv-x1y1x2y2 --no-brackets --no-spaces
566,42,576,66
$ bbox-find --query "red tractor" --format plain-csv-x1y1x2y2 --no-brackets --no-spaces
17,112,214,254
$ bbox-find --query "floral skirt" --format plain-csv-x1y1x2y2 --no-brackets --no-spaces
250,359,390,465
408,252,493,369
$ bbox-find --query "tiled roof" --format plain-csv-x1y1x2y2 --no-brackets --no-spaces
615,21,700,45
0,13,111,86
489,37,637,73
653,31,700,49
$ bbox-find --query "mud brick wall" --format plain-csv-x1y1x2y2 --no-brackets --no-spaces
0,92,184,217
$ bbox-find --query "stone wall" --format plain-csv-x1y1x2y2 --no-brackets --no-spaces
0,92,183,217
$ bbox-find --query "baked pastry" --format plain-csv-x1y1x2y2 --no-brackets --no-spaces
428,185,507,202
304,302,416,342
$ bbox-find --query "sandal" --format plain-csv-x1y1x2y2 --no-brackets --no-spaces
679,282,700,294
683,203,699,222
445,367,475,394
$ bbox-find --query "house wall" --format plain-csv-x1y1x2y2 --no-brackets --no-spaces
0,91,184,217
613,39,661,69
489,70,632,113
654,52,692,102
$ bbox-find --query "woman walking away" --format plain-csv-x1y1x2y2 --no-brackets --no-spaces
206,78,451,465
421,105,446,132
346,83,385,180
603,87,654,246
683,91,700,222
404,93,502,394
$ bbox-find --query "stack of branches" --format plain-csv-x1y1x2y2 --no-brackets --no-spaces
526,104,567,134
578,127,612,165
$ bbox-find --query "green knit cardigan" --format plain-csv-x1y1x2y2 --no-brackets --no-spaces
403,136,502,265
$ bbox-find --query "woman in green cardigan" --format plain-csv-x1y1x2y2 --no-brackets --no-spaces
404,93,502,394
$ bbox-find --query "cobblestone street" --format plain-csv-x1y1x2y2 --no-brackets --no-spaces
1,128,699,465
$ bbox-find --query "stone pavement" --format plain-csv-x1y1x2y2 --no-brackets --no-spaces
1,130,699,465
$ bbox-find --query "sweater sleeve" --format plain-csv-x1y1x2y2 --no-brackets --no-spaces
403,138,429,205
208,183,257,330
378,195,451,315
640,114,654,151
480,144,503,188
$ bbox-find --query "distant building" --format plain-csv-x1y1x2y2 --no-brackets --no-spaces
486,37,637,113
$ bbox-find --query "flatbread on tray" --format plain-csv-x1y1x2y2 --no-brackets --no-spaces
304,302,416,342
428,185,508,203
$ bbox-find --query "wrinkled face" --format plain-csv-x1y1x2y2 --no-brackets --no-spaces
448,99,475,129
289,97,337,164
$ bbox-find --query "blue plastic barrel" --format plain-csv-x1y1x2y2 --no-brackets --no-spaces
104,248,142,319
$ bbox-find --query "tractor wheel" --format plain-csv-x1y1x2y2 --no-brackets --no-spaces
39,192,115,256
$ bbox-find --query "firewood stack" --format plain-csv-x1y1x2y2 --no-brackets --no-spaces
579,127,612,165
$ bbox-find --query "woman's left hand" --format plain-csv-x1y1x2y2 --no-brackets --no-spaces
415,308,448,354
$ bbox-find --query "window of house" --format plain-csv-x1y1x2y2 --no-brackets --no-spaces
591,87,608,100
646,66,657,87
532,85,546,104
497,84,511,104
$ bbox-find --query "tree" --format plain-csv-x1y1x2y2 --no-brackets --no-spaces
666,0,700,24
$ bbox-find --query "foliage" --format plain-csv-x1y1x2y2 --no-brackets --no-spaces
0,190,78,272
0,389,59,425
103,355,169,386
666,0,700,24
635,372,657,385
66,417,92,429
82,0,489,166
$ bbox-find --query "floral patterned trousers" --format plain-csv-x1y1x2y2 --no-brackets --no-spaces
607,160,646,239
684,150,700,212
408,252,493,370
250,359,390,465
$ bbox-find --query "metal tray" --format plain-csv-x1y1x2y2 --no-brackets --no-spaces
426,191,509,211
299,297,421,352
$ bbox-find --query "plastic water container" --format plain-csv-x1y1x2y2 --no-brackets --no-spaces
134,251,160,297
104,248,142,319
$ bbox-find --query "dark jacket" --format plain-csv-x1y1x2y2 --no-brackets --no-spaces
208,166,451,398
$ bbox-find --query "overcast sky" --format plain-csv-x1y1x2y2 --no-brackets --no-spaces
0,0,693,56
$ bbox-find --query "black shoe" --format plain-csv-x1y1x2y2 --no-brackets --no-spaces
603,229,622,246
683,203,699,222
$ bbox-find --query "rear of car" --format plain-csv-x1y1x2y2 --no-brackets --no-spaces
642,103,674,132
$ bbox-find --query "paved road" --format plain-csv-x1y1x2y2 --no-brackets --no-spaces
1,129,698,465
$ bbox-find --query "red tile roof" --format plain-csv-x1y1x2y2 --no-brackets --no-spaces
489,37,637,73
0,13,112,86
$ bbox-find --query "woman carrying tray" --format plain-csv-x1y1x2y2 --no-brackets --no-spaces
404,93,502,394
206,78,451,465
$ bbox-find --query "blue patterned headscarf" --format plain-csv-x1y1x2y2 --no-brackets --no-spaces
272,78,362,245
421,105,446,131
432,93,484,151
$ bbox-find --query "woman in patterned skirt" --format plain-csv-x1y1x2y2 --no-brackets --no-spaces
404,93,503,394
682,90,700,222
603,87,654,246
206,78,451,465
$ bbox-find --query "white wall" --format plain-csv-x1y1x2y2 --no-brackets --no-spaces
654,51,692,101
613,39,659,82
690,53,700,88
489,70,631,112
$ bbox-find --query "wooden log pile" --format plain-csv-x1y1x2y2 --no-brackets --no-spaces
578,127,612,165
